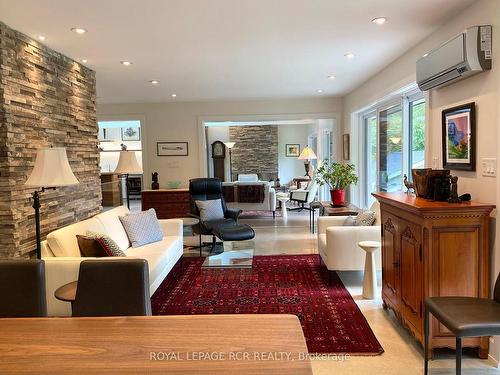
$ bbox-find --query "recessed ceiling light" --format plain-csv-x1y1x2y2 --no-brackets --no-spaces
344,53,355,59
71,27,87,34
120,61,132,66
37,35,46,41
328,75,336,80
372,17,388,25
149,80,159,85
317,89,324,93
171,93,177,98
81,59,88,63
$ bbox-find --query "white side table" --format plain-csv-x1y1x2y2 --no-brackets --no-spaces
358,240,381,299
276,193,290,219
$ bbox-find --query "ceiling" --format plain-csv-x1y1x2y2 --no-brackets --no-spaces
0,0,476,104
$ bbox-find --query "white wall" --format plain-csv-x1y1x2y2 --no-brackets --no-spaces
98,97,341,189
278,124,311,184
343,0,500,363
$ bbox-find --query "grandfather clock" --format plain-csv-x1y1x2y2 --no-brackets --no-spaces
211,141,226,181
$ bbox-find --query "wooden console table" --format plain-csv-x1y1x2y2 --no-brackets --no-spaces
142,189,190,219
373,192,495,358
0,315,312,375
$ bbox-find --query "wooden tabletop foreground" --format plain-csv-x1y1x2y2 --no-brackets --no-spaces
0,314,313,375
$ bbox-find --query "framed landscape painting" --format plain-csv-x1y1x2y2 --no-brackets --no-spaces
442,102,475,171
285,144,300,157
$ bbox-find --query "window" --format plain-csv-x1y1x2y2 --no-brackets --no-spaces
360,89,425,206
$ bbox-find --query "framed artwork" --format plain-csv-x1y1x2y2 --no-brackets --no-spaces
285,144,300,157
442,102,475,171
121,127,141,141
342,134,350,160
157,142,189,156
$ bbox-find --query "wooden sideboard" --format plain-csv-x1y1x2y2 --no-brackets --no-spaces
142,189,190,219
372,192,495,358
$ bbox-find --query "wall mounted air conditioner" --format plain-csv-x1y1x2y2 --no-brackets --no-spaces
416,25,492,91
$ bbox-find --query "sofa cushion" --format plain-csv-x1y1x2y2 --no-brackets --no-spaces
47,217,105,257
76,235,109,257
355,210,376,226
119,209,164,248
86,231,127,257
94,206,131,251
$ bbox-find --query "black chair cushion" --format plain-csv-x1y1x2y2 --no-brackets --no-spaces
212,224,255,242
203,218,237,232
426,296,500,337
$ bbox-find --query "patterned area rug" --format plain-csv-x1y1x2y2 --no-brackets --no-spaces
151,255,384,355
239,210,282,218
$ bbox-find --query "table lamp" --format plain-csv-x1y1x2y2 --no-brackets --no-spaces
25,147,79,259
114,149,143,208
298,146,317,177
224,142,236,182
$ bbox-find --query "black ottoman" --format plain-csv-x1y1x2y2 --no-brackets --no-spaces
212,224,255,242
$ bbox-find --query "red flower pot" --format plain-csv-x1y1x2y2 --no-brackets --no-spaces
330,189,345,206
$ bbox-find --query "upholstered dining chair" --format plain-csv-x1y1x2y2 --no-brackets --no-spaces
289,179,319,211
72,259,151,317
424,272,500,375
0,259,47,317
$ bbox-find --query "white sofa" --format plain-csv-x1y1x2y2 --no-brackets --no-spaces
223,180,277,214
41,206,183,316
317,201,382,271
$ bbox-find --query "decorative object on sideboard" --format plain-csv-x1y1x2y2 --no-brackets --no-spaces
151,172,159,190
157,142,189,156
459,193,471,202
224,142,236,182
285,144,300,157
275,177,281,189
448,176,461,203
403,174,415,194
411,168,432,198
114,149,143,209
167,181,182,189
411,168,451,201
342,134,350,160
298,146,317,177
315,160,358,207
442,102,475,171
25,147,79,259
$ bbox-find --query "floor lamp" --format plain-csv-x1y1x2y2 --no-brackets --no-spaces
224,142,235,182
25,147,79,259
114,150,143,209
298,146,317,177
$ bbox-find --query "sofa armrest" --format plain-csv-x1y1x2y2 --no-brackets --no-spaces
269,188,277,211
159,219,183,238
317,216,350,234
326,225,381,246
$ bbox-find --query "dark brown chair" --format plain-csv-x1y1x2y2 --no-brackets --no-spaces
424,273,500,375
0,259,47,317
72,259,151,317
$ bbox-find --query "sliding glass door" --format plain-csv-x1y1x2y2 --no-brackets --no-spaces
364,112,377,205
379,104,403,192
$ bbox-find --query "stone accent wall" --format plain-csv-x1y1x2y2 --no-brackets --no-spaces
229,126,278,181
0,22,101,258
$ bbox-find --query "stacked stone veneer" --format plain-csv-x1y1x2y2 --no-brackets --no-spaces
228,125,278,181
0,22,101,258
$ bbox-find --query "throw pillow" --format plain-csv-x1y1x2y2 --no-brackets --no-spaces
355,210,376,226
195,199,225,222
76,235,109,257
119,208,164,248
343,216,357,226
85,231,127,256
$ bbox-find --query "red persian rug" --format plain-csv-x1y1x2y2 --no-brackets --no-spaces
151,255,384,355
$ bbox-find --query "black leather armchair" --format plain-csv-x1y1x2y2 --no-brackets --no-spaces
189,178,254,254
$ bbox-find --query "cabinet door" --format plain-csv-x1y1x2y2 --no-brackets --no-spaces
381,213,399,308
400,220,423,333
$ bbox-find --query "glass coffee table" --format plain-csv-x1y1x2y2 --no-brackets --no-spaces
202,240,254,268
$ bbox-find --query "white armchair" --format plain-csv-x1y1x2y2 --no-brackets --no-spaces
317,201,382,273
289,179,318,210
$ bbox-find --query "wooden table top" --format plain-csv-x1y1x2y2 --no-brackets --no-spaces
320,202,360,216
0,314,312,375
54,280,77,302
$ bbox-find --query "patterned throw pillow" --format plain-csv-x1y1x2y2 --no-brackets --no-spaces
354,210,376,226
76,235,109,257
119,208,164,248
85,231,127,256
343,216,357,226
195,199,225,222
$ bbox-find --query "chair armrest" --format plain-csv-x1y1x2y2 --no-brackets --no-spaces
158,219,183,238
317,216,350,233
269,188,277,210
225,208,242,221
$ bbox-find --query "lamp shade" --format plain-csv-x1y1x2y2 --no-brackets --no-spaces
298,146,317,160
224,142,236,149
114,151,143,174
25,147,79,187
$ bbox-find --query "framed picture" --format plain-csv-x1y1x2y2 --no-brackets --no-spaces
442,102,475,171
342,134,350,160
121,127,141,141
157,142,189,156
285,144,300,157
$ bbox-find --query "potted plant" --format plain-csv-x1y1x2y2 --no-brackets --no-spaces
315,161,358,206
